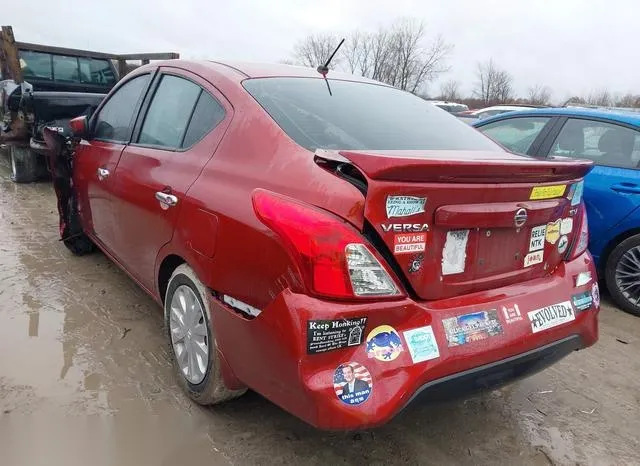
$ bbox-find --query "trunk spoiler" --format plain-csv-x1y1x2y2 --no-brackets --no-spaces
315,149,593,183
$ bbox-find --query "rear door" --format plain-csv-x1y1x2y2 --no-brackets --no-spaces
540,117,640,242
74,73,152,253
110,68,231,291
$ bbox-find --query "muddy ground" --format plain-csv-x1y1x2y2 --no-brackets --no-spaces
0,156,638,466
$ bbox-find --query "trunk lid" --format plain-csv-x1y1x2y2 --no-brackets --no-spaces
317,149,593,301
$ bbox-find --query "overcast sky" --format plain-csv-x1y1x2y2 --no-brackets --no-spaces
4,0,637,102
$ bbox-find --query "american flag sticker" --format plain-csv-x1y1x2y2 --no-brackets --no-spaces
333,362,373,406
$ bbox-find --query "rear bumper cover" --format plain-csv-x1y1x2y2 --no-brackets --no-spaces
209,251,599,430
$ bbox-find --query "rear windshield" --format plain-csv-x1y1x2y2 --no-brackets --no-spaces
243,77,502,152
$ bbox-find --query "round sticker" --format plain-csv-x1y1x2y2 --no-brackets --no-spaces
592,283,600,308
334,362,372,406
366,325,404,361
557,235,569,254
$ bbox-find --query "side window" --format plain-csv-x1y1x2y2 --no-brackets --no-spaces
53,55,80,82
479,117,550,154
181,91,226,148
138,75,201,149
94,74,151,142
549,119,640,169
19,51,52,80
79,58,117,85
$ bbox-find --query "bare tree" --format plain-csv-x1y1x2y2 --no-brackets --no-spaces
474,59,513,105
527,84,551,105
615,93,640,108
288,18,452,94
587,89,612,106
439,80,461,101
291,33,341,68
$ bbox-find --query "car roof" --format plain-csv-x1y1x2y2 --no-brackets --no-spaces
475,107,640,127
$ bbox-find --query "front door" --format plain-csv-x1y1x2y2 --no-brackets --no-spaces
544,118,640,242
110,69,230,291
74,73,152,253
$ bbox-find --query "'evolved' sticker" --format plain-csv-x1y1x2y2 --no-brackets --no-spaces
306,318,367,354
394,233,426,254
366,325,404,362
546,220,561,244
442,229,469,276
334,362,372,406
524,250,544,267
442,310,504,347
529,225,546,252
592,283,600,308
386,196,426,218
560,218,573,235
530,185,566,200
528,301,575,333
403,326,440,363
572,291,593,312
557,235,569,254
502,304,523,324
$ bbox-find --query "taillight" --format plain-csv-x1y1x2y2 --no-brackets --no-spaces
252,189,402,300
567,205,589,260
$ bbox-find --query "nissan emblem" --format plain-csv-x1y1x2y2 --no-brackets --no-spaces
514,208,528,228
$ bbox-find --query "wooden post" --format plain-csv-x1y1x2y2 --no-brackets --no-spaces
0,26,23,83
117,58,127,80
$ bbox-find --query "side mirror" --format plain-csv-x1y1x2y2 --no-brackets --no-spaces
69,115,89,139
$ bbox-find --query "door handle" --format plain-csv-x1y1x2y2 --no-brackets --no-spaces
155,191,179,209
611,183,640,194
97,167,110,180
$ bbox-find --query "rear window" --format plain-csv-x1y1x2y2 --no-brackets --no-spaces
243,78,502,152
19,51,52,80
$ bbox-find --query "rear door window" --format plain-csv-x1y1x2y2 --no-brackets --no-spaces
19,50,52,80
93,74,151,142
549,118,640,169
479,117,551,154
137,75,201,149
181,91,226,148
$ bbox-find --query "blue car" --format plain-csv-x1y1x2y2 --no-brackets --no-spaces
474,107,640,316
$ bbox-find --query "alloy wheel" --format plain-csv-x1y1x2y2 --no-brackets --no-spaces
615,245,640,307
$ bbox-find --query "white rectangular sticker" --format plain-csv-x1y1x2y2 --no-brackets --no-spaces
394,233,426,254
524,250,544,267
386,196,426,218
403,326,440,363
570,181,584,207
441,230,469,276
528,301,575,333
529,225,546,252
560,218,573,235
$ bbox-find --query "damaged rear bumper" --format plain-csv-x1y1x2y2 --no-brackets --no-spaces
209,251,599,430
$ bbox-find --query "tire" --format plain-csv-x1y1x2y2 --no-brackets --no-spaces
605,234,640,317
10,146,38,183
165,264,247,404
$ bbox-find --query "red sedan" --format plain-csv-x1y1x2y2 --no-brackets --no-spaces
48,60,599,430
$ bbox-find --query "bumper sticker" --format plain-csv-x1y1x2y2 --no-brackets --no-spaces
307,318,367,354
441,229,469,276
557,235,569,254
366,325,404,362
572,291,593,312
442,310,504,347
530,185,566,200
408,253,424,273
403,326,440,363
592,283,600,308
560,218,573,235
524,250,544,268
386,196,426,218
529,225,546,252
394,233,426,254
545,220,561,244
334,362,372,406
528,301,575,333
502,304,523,324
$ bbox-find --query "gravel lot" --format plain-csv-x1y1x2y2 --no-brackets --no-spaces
0,155,639,466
